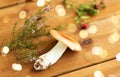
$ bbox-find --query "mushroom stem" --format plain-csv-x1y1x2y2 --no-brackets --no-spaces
34,41,67,70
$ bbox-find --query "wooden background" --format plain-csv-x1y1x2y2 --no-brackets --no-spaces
0,0,120,77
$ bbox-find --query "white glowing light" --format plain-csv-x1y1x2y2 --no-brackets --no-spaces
55,5,64,11
87,25,97,34
92,46,103,55
55,4,66,16
57,8,66,16
19,10,27,19
79,30,88,38
1,46,9,56
116,52,120,61
92,46,108,58
108,32,120,44
37,0,45,7
12,63,22,71
99,50,108,59
111,16,119,25
94,70,104,77
67,24,77,32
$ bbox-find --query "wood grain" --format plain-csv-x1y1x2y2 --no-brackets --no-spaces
59,59,120,77
0,0,29,8
0,0,120,77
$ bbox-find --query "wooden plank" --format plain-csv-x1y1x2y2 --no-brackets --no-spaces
0,0,120,77
59,59,120,77
0,0,28,8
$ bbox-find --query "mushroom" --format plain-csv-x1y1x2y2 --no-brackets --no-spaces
33,30,82,71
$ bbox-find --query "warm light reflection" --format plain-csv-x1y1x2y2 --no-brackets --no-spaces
12,63,22,71
1,46,9,56
79,30,88,38
3,16,10,23
111,16,119,25
116,52,120,61
108,32,120,44
92,46,108,58
67,23,77,32
55,4,66,16
19,10,27,19
94,70,104,77
87,25,98,34
100,49,108,59
92,46,103,55
37,0,45,7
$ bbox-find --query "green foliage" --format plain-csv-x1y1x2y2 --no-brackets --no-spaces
75,4,99,24
5,3,62,63
5,2,65,63
63,0,73,9
15,49,36,63
63,0,106,25
53,25,63,31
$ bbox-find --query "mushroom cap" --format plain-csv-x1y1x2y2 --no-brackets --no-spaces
50,30,82,51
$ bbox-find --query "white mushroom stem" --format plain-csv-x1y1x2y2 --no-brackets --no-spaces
34,41,67,70
44,41,67,64
33,30,81,71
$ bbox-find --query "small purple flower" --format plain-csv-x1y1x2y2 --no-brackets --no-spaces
29,19,33,24
45,5,51,12
33,57,37,60
32,15,38,20
30,57,37,62
29,15,38,23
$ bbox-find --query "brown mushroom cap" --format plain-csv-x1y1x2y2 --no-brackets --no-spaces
50,30,81,51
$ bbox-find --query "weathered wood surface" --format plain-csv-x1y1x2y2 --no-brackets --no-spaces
59,60,120,77
0,0,29,9
0,0,120,77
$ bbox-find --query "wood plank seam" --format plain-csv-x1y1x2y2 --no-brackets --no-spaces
0,0,31,9
54,57,116,77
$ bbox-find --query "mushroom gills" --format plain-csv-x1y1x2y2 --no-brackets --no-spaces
34,41,67,70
